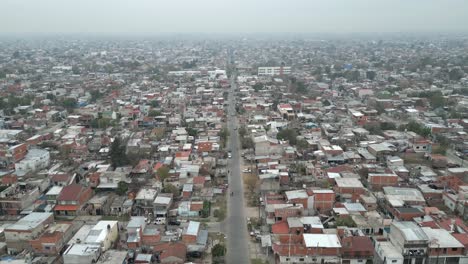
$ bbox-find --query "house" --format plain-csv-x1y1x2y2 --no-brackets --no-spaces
374,241,404,264
45,186,63,205
153,193,173,218
334,178,365,202
368,143,396,160
63,243,101,264
272,216,324,235
135,187,158,215
182,221,200,244
368,172,398,191
109,196,133,216
266,203,304,224
308,189,336,214
285,190,309,209
4,212,54,254
182,184,193,199
272,233,342,264
87,193,112,215
422,227,467,264
0,183,41,215
84,221,119,251
126,216,145,249
50,173,75,186
277,103,295,120
178,201,203,217
14,148,50,175
54,184,93,218
97,250,129,264
253,135,280,156
154,242,187,264
29,222,73,255
388,221,429,264
341,236,374,264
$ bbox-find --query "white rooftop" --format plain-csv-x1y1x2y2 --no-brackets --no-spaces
303,234,342,248
422,227,464,248
154,196,171,205
335,178,364,188
85,221,118,245
186,221,200,236
285,190,308,200
64,243,100,256
135,188,157,200
6,212,52,231
46,186,63,196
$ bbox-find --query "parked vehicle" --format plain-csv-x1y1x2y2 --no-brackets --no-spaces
168,219,181,226
154,217,166,225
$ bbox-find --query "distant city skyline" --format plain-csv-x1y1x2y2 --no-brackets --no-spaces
1,0,468,34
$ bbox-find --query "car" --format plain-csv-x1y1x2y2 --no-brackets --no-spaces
168,219,181,226
228,152,232,158
154,217,166,225
165,230,177,236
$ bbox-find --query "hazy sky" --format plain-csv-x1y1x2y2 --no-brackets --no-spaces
2,0,468,34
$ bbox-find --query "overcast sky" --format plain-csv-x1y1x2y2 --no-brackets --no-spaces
2,0,468,34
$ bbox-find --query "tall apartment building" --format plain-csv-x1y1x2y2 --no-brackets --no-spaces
258,66,291,76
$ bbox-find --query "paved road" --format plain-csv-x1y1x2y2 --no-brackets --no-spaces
225,75,250,264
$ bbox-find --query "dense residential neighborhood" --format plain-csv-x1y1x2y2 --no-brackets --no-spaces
0,35,467,264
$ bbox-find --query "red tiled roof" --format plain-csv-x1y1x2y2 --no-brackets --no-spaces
54,205,79,211
453,233,468,248
190,202,203,212
51,174,71,182
341,236,373,252
193,176,205,185
272,221,289,234
198,142,213,152
272,243,308,256
57,184,85,201
175,151,191,158
154,242,187,261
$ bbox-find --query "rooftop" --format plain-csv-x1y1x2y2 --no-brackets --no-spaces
6,212,52,231
303,234,342,248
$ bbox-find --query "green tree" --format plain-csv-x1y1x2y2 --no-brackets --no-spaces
449,68,464,81
61,98,77,111
116,181,128,196
252,83,264,92
238,126,247,137
380,122,397,131
296,139,309,150
157,166,170,187
200,201,211,218
187,128,198,137
162,183,180,197
429,92,445,109
375,102,386,114
90,90,102,103
110,137,129,168
72,65,81,75
335,216,357,227
148,110,161,117
150,100,159,108
277,128,298,145
218,127,229,148
296,81,307,93
212,244,226,257
241,137,254,149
